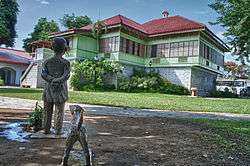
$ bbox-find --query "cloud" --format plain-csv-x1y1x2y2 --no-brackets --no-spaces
215,31,225,40
36,0,50,5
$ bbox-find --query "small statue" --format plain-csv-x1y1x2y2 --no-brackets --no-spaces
62,105,92,166
41,37,70,135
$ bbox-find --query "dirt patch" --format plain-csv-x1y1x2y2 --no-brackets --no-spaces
0,109,248,166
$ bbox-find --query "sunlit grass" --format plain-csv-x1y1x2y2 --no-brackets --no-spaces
0,88,249,114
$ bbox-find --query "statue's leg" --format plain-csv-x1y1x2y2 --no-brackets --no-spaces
43,101,53,134
54,102,65,135
79,132,91,166
62,135,77,166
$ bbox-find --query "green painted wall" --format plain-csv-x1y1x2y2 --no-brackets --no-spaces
76,35,98,59
100,31,121,39
120,32,146,44
70,30,223,73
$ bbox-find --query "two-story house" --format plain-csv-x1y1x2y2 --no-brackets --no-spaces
21,11,229,96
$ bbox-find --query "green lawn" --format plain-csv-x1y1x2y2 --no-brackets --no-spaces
0,88,249,114
192,119,250,155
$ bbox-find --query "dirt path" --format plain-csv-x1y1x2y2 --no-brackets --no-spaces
0,109,249,166
0,96,250,121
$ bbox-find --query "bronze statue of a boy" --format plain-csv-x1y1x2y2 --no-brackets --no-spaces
41,37,70,135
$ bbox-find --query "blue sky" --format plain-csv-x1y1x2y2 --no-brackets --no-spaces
15,0,225,50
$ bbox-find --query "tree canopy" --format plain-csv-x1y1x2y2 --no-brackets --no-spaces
0,0,19,47
23,18,60,52
224,61,250,79
209,0,250,64
60,13,92,29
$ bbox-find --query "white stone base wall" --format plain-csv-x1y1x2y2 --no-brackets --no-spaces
191,67,217,96
122,65,144,78
157,67,192,90
21,61,46,88
120,65,218,96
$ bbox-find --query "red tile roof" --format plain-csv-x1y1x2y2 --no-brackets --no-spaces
142,15,205,35
105,15,147,33
0,48,31,59
79,15,147,34
0,48,31,65
50,14,227,50
79,15,205,35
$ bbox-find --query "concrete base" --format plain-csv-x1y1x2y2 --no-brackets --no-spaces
30,129,68,139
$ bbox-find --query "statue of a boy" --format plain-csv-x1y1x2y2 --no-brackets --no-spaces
41,37,70,135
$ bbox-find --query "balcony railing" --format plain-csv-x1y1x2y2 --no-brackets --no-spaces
97,52,224,73
199,56,223,73
98,52,145,66
145,56,200,67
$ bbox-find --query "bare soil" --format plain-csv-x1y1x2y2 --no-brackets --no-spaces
0,108,248,166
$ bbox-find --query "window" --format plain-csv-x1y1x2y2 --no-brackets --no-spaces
132,42,135,55
149,40,199,58
170,42,179,57
206,46,210,59
122,38,127,53
146,45,151,57
134,43,138,56
200,41,224,66
183,42,189,57
140,44,145,57
178,42,184,57
151,45,157,57
119,37,145,57
100,36,119,53
126,39,130,53
193,41,198,56
128,40,133,54
164,43,170,57
156,44,163,57
188,41,193,56
156,43,170,57
137,43,141,56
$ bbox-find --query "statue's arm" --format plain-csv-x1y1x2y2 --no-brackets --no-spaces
52,61,70,83
41,62,55,83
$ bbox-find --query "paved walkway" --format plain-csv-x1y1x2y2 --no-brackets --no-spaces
0,96,249,121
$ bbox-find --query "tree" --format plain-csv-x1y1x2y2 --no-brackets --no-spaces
23,18,59,52
209,0,250,64
60,13,92,29
92,20,107,52
224,61,249,79
0,0,19,47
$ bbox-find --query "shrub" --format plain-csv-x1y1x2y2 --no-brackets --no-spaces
209,90,238,98
0,78,4,86
70,59,122,90
28,102,44,132
118,69,190,95
161,81,190,95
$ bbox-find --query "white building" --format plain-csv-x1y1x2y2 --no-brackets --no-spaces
0,48,31,86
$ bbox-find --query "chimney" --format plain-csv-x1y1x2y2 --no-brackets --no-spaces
162,10,169,18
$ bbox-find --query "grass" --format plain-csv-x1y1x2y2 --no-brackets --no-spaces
0,87,249,114
192,119,250,156
193,119,250,136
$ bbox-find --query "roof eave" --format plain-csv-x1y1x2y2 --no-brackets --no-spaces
148,28,204,38
202,28,230,52
0,59,30,65
49,29,91,38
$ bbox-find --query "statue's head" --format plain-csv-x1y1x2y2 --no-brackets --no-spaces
69,105,85,127
52,37,68,55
